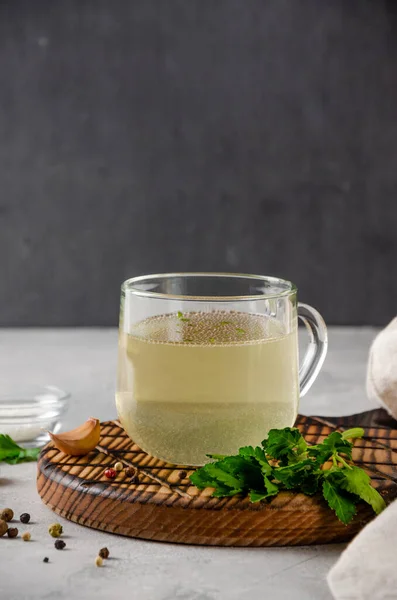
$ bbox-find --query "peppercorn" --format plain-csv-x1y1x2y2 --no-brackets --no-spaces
104,468,116,480
124,467,136,478
178,470,187,480
48,523,63,538
99,547,109,559
95,555,103,567
0,519,8,537
20,513,30,524
114,462,123,472
22,532,31,541
7,527,18,538
0,508,14,522
43,557,49,563
54,539,66,550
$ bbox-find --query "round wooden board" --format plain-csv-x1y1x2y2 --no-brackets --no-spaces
37,409,397,547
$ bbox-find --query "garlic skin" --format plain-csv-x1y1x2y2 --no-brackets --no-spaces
49,417,100,455
367,317,397,420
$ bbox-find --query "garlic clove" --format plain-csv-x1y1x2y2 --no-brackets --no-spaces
49,417,100,455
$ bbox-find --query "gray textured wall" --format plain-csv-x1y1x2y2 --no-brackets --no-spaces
1,0,397,326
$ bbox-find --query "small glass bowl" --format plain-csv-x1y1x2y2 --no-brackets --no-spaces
0,385,70,447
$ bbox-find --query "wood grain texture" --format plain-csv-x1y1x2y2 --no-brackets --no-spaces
37,409,397,547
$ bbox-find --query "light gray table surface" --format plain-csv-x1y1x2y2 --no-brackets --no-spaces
0,327,380,600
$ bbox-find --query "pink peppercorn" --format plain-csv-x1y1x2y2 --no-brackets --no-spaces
104,468,116,480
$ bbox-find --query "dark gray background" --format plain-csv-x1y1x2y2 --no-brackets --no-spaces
1,0,397,326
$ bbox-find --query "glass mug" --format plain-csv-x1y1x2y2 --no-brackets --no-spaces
116,273,327,466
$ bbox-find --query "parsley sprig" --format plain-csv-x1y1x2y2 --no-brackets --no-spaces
177,311,190,323
190,427,386,524
0,434,41,464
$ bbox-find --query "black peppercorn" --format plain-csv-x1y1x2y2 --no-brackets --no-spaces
99,547,109,559
54,539,66,550
43,557,49,563
178,470,187,480
20,513,30,524
124,467,136,478
7,527,18,538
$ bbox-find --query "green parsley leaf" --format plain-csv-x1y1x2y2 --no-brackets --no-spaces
265,427,307,464
190,464,240,497
190,454,264,496
0,434,41,464
203,463,243,491
250,477,279,502
273,462,305,488
341,428,365,441
238,445,256,459
264,475,279,496
177,311,190,322
300,473,321,495
238,446,272,475
309,431,353,462
337,466,386,515
322,478,357,524
249,490,269,502
274,459,321,495
212,485,243,498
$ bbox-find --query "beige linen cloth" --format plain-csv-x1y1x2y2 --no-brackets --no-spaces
328,318,397,600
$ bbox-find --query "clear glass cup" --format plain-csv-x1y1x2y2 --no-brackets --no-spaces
116,273,327,466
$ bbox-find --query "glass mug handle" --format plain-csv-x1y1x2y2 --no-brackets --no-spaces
298,303,328,397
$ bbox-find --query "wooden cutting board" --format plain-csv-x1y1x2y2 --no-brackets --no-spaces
37,409,397,547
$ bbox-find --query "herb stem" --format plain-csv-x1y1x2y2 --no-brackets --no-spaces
336,454,353,470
